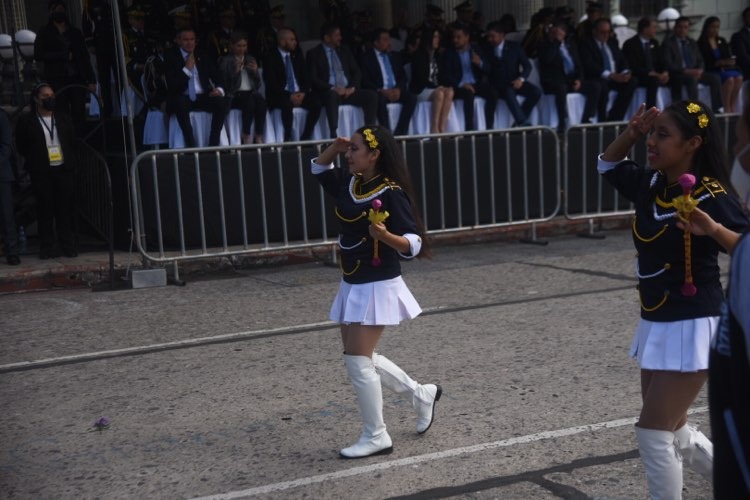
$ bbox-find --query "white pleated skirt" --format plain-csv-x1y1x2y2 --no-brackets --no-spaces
629,316,719,372
329,276,422,326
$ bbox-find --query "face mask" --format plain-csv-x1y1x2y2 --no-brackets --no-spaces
50,11,66,23
731,143,750,207
40,97,56,111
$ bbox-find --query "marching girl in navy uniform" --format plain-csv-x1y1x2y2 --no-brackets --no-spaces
676,99,750,499
311,125,441,459
599,101,749,499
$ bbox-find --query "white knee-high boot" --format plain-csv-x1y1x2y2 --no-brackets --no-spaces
635,426,684,500
673,423,713,481
340,354,393,459
373,353,442,434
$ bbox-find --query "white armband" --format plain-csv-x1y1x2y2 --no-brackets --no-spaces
399,233,422,259
597,153,628,174
311,157,335,174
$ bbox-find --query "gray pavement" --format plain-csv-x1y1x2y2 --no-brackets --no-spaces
0,229,719,499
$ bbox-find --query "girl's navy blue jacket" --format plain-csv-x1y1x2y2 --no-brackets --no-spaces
604,160,749,322
315,166,418,284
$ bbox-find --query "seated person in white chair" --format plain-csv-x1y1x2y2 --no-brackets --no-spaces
219,31,266,144
163,28,230,147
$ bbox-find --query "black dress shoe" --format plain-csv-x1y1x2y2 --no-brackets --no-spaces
6,255,20,265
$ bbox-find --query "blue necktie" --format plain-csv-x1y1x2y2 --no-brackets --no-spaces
380,52,395,88
600,42,612,71
561,45,574,75
681,40,693,68
284,54,295,92
186,54,197,101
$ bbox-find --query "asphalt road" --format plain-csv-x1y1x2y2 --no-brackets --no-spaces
0,229,717,499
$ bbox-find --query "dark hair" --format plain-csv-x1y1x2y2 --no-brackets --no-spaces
648,100,734,201
451,24,470,37
698,16,719,44
675,16,690,27
369,27,389,44
320,21,340,40
354,125,432,257
499,13,517,33
637,16,654,34
592,17,611,31
416,27,437,52
229,30,249,44
30,82,53,106
485,20,504,35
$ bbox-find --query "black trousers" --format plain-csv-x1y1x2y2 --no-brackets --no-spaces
453,83,498,130
497,81,542,125
669,72,723,111
597,76,639,122
29,165,76,253
273,93,323,141
231,91,267,136
376,89,417,136
0,181,19,256
166,93,231,147
318,88,378,137
542,79,601,129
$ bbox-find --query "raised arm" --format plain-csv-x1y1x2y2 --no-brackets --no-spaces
602,104,660,162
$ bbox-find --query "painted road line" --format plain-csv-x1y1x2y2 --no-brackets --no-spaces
190,407,708,499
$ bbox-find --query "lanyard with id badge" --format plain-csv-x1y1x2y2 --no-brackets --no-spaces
39,114,63,165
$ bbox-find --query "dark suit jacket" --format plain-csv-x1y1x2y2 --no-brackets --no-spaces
262,48,312,108
15,111,77,173
34,23,95,85
580,36,630,80
409,47,442,94
218,54,262,97
439,44,488,88
537,38,584,87
306,43,363,92
622,35,665,81
163,46,225,97
485,40,532,87
661,35,704,75
698,36,734,72
730,27,750,79
360,48,408,93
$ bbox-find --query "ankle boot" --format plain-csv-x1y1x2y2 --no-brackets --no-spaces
373,353,442,434
635,426,683,500
674,424,713,481
340,355,393,458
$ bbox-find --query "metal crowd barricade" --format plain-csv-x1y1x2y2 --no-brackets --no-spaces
563,113,739,236
129,126,563,275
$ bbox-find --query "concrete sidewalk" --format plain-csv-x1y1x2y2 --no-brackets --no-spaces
0,216,631,294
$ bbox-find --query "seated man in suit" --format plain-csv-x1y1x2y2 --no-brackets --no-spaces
731,7,750,81
622,17,670,109
662,17,722,112
484,20,541,127
580,18,638,122
164,28,231,147
441,24,498,131
537,18,600,133
306,21,377,138
360,28,417,136
263,27,323,141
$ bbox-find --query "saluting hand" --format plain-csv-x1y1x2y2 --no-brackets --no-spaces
627,103,659,139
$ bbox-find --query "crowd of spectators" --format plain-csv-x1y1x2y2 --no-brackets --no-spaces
26,1,750,145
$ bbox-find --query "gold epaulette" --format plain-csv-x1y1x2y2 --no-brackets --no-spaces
384,178,402,190
697,176,726,197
